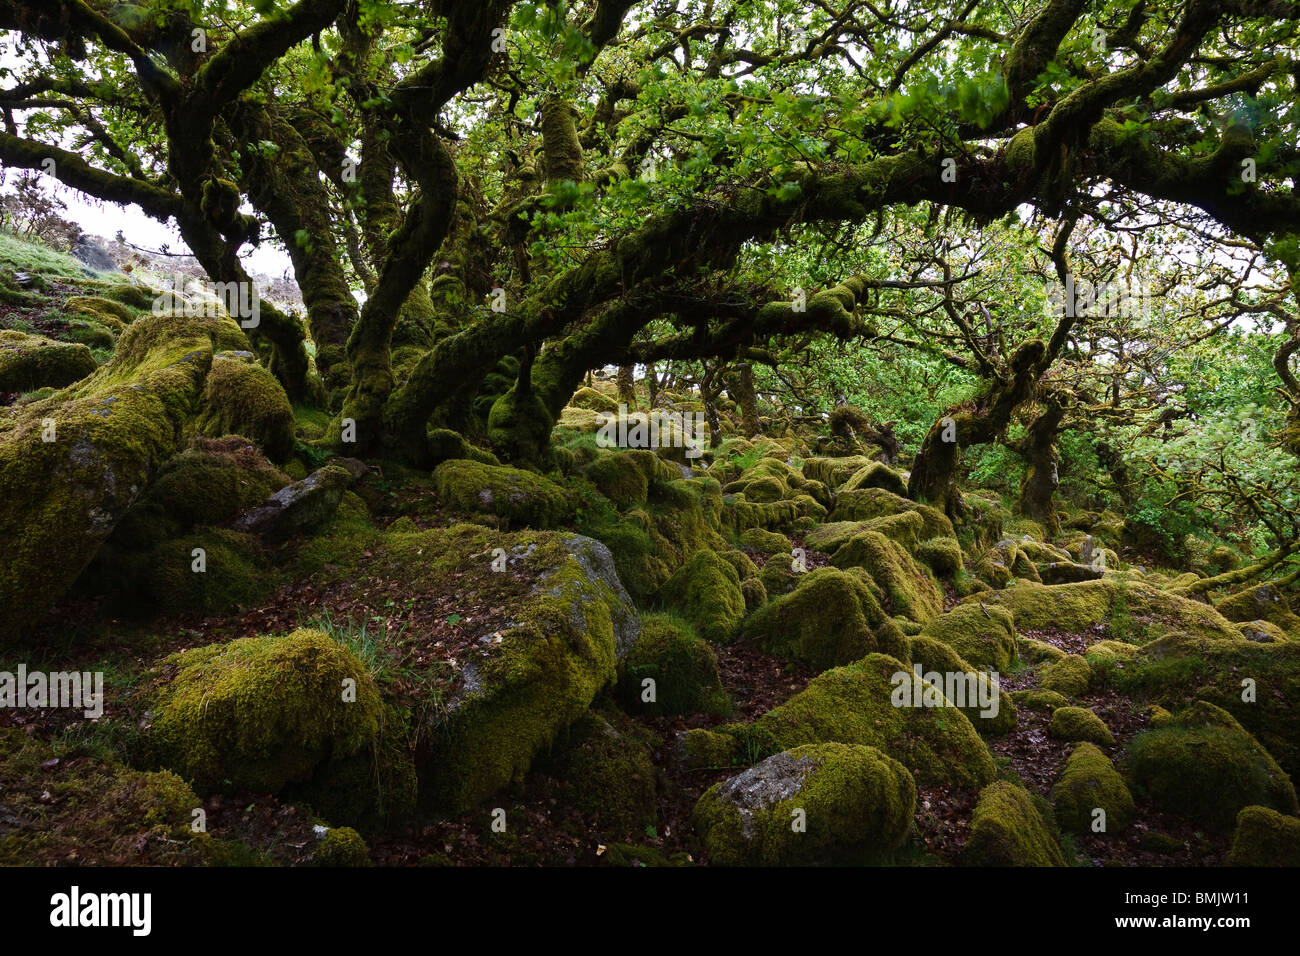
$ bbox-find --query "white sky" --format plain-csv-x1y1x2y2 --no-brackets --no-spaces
49,172,295,278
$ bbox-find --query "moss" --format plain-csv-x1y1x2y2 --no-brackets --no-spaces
618,613,727,716
801,455,876,490
1052,742,1134,834
1216,583,1300,635
65,318,115,349
422,538,625,812
728,474,788,502
100,282,160,310
570,386,618,412
719,548,759,581
65,294,135,324
488,384,556,468
803,520,873,553
149,629,383,794
0,329,97,392
739,527,791,555
740,575,767,612
586,452,650,509
1009,689,1070,712
194,351,296,463
734,653,998,789
1019,637,1067,663
313,827,370,866
759,552,798,598
830,486,954,539
831,529,942,624
600,842,693,867
918,603,1017,672
1138,831,1185,854
292,700,417,832
433,458,573,528
841,461,908,496
1235,620,1288,643
657,549,746,643
962,781,1066,866
693,743,915,866
1227,805,1300,867
554,713,658,832
0,309,252,640
590,474,728,599
109,436,288,547
1084,639,1139,667
0,727,216,866
974,578,1242,642
678,727,743,769
909,636,1017,735
742,566,909,671
917,536,964,576
1113,635,1300,779
427,427,499,466
1048,706,1115,746
1126,702,1299,828
1039,654,1092,697
127,528,271,616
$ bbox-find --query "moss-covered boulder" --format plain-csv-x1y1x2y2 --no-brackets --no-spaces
918,603,1017,672
433,458,573,528
1048,706,1115,746
1039,654,1092,697
1052,742,1135,834
618,613,726,716
585,452,650,509
1227,805,1300,867
801,455,874,490
422,534,631,812
841,461,908,496
1216,582,1300,636
127,528,270,616
739,526,791,555
1113,634,1300,779
194,350,295,463
694,743,915,866
231,461,359,543
0,309,249,641
831,529,941,623
0,329,97,392
742,567,909,671
313,827,370,866
916,536,964,576
962,781,1066,866
657,549,746,643
1236,620,1288,644
570,386,618,412
829,486,954,538
149,629,383,794
553,713,658,832
730,653,998,789
1009,688,1070,712
108,436,289,546
908,636,1017,735
1019,637,1067,663
64,294,136,325
971,578,1242,642
1126,701,1299,828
